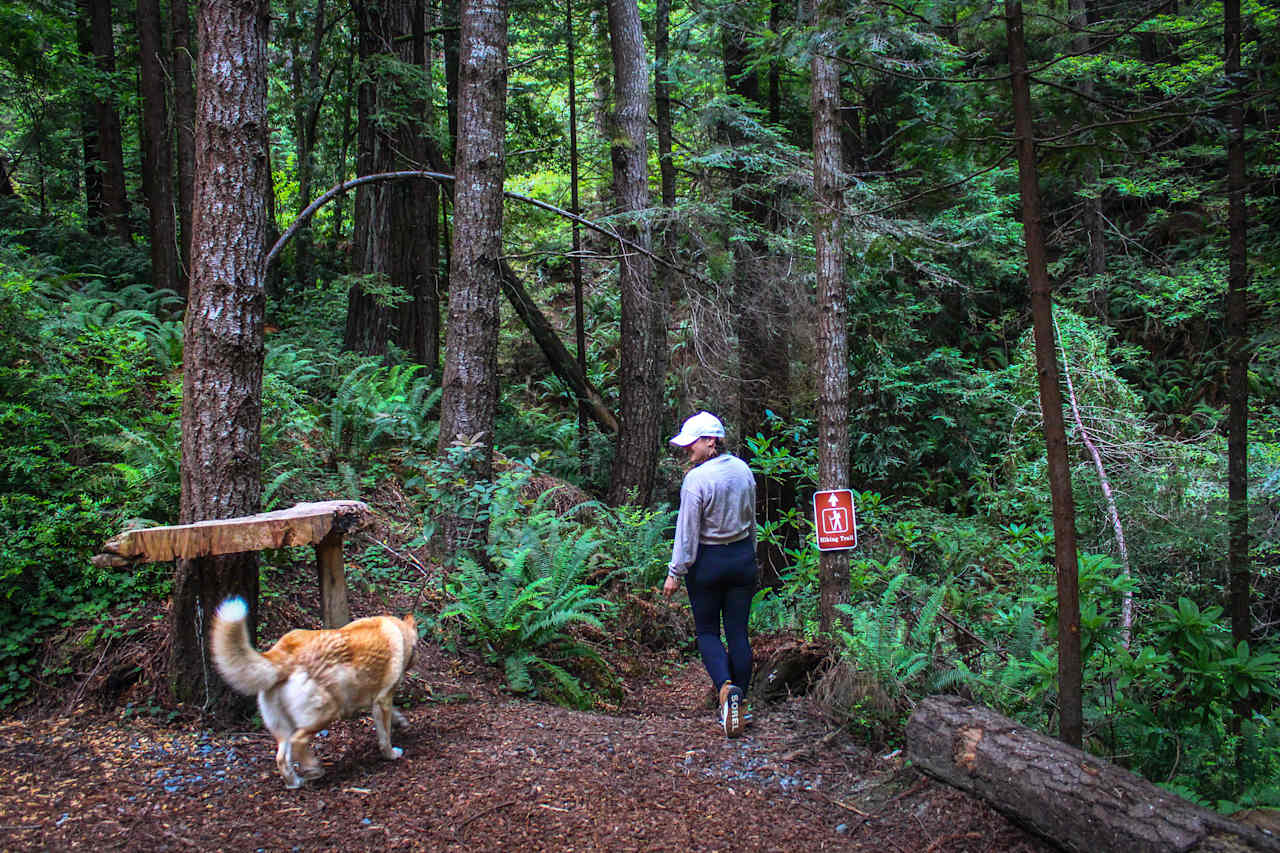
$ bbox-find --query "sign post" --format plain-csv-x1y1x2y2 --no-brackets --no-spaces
813,489,857,551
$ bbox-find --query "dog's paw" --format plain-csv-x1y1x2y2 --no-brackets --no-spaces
300,765,325,780
387,746,404,760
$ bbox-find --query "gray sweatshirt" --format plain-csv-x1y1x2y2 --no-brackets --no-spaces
667,453,756,578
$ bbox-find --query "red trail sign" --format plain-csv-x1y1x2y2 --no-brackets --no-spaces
813,489,857,551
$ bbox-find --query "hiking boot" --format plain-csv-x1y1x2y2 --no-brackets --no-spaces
719,682,745,738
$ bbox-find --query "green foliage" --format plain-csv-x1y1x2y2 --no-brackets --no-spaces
0,262,176,707
492,394,615,494
835,573,950,695
593,502,677,588
441,504,617,708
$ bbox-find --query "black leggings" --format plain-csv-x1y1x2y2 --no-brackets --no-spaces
685,538,755,690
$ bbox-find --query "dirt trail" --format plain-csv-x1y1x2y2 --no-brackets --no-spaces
0,646,1052,852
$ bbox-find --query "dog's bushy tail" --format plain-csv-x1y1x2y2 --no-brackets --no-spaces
210,597,280,695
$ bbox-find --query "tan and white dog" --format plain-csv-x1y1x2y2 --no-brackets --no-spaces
209,597,418,789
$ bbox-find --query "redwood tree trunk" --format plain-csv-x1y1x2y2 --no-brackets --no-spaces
138,0,181,296
169,0,271,713
85,0,131,242
1224,0,1251,690
437,0,507,492
605,0,665,507
443,0,461,159
75,4,104,232
567,0,588,469
1005,0,1083,748
811,0,849,634
346,0,439,362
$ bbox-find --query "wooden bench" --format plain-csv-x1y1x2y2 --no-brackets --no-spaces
92,500,373,628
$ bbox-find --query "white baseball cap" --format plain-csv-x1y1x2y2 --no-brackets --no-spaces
669,411,726,447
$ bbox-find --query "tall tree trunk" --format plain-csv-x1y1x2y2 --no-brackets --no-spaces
604,0,664,507
86,0,131,242
1005,0,1083,748
332,32,356,247
138,0,181,296
346,0,439,361
567,0,589,469
75,4,104,233
811,0,849,634
0,156,13,197
172,0,196,294
395,0,442,369
443,0,461,159
437,0,508,549
170,0,271,715
1224,0,1251,696
286,0,317,290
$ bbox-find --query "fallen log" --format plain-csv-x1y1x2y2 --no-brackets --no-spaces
906,695,1280,853
499,259,618,434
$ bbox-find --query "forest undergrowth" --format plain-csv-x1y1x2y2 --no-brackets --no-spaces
3,196,1280,817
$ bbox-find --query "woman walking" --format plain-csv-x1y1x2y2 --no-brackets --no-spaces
662,411,757,738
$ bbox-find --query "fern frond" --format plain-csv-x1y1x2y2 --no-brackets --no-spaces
504,652,536,693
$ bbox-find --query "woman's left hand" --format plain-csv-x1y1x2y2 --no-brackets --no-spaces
662,575,680,599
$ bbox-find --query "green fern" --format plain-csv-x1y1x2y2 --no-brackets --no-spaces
443,532,616,706
835,572,953,699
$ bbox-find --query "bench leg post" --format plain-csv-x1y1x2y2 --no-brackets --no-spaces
316,531,351,628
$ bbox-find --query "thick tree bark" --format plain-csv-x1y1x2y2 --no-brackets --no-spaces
138,0,182,296
85,0,131,242
75,5,104,231
1005,0,1083,748
397,0,442,369
332,34,356,247
170,0,271,714
811,0,849,634
437,0,507,480
172,0,196,293
604,0,665,507
907,696,1280,853
1224,0,1251,690
346,0,438,361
